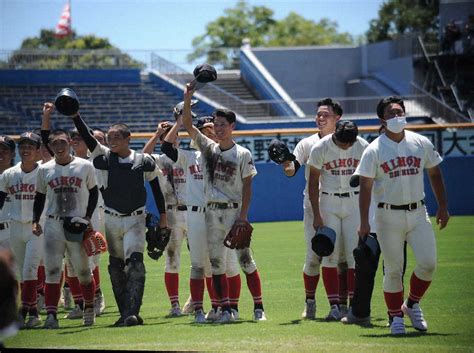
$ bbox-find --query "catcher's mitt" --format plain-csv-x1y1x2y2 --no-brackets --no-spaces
224,220,253,249
268,139,296,165
83,229,107,256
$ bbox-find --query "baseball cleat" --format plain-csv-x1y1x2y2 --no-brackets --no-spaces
340,308,370,325
339,304,348,317
205,307,221,321
254,309,267,321
182,296,194,315
83,307,95,327
216,310,234,324
390,316,406,335
64,304,83,319
25,316,42,329
402,301,428,331
325,304,343,321
43,314,59,329
94,293,106,316
194,309,206,324
124,315,139,326
231,308,239,320
302,299,316,320
168,304,183,317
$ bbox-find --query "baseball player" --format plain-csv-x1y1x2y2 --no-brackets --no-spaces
71,113,168,327
355,96,449,335
308,121,369,321
0,132,44,329
158,115,242,323
143,120,189,317
276,98,341,319
182,84,265,323
0,136,15,250
32,128,99,329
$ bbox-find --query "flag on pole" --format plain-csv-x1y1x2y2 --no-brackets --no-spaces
55,1,72,38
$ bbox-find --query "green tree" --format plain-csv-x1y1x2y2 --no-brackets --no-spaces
267,13,352,47
366,0,439,43
5,29,143,69
188,0,353,68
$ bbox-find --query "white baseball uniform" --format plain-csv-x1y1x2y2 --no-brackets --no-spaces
0,163,43,281
292,133,322,276
152,153,187,274
36,157,97,284
194,132,257,275
308,134,369,268
355,130,442,292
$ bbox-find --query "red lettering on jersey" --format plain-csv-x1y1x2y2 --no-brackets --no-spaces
338,159,346,168
397,156,406,167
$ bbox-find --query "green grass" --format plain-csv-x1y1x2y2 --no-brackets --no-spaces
6,216,474,352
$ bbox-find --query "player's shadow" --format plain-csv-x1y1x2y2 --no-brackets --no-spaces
279,318,328,325
361,332,456,338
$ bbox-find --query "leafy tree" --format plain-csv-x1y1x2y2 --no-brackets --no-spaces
366,0,439,43
188,0,353,68
5,29,143,69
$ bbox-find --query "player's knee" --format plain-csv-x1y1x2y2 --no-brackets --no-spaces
238,252,256,274
46,266,62,282
77,269,92,283
383,270,403,292
210,257,225,273
416,260,437,279
126,252,144,266
190,266,205,279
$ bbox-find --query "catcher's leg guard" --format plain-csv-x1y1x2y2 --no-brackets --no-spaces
108,256,128,319
124,252,146,320
351,235,381,318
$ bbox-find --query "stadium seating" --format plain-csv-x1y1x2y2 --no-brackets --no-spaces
0,79,210,134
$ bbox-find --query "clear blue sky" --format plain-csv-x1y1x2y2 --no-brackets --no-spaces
0,0,384,69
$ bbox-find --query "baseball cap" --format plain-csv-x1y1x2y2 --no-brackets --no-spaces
0,135,16,152
195,116,214,130
18,132,41,147
334,120,358,144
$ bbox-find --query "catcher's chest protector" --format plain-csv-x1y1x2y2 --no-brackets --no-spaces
93,151,154,214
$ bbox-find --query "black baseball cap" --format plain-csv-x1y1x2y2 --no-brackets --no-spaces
18,132,41,147
0,135,16,152
195,116,214,130
334,120,358,144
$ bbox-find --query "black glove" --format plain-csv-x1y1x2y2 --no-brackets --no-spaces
268,139,296,164
145,213,171,260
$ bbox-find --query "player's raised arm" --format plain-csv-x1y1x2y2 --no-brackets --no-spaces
71,113,98,153
142,121,172,154
182,84,199,140
427,165,450,230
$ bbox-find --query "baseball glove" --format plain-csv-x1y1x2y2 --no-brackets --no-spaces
146,224,171,260
224,220,253,249
83,229,107,256
268,139,296,164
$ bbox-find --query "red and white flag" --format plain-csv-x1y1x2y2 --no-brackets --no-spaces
55,1,72,38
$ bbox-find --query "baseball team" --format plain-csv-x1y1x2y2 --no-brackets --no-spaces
0,80,449,336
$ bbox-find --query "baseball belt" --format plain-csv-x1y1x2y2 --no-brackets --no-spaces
207,202,239,210
377,200,425,211
322,191,360,198
104,209,144,217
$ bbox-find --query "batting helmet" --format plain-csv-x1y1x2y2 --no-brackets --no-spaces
55,88,80,116
311,226,336,257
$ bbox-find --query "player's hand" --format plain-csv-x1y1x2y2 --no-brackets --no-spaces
312,213,324,230
43,102,55,117
32,222,43,236
358,222,370,239
436,207,450,230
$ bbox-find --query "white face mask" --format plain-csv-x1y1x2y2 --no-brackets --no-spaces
386,116,407,133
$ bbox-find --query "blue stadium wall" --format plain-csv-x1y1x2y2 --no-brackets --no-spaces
146,156,474,222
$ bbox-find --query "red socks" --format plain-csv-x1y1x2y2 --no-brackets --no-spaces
408,273,431,303
304,272,320,300
44,283,62,315
190,278,205,310
165,272,179,306
322,267,339,306
384,291,404,317
228,274,241,308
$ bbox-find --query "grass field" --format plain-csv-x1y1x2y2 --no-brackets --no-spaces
5,216,474,352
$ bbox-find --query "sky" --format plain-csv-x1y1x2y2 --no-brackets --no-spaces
0,0,385,69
